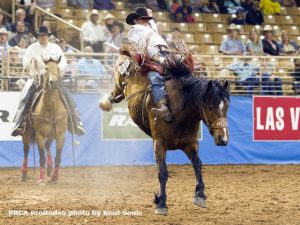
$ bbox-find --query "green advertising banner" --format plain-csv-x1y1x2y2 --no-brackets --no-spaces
101,101,202,140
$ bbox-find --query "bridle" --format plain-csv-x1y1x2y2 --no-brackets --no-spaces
201,106,228,133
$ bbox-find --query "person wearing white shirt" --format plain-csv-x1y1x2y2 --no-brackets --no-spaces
11,26,85,136
81,9,106,53
126,7,171,121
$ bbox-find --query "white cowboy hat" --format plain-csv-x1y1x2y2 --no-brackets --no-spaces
0,27,8,35
262,25,274,32
262,25,274,34
90,9,99,16
104,13,115,21
227,24,240,31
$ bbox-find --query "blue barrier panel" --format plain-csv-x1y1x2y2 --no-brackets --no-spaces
0,94,299,167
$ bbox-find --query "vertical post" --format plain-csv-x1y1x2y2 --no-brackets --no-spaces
12,0,15,23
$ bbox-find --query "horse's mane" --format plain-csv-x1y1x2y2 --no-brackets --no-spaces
166,59,230,111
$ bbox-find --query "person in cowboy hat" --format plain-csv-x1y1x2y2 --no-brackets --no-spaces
106,21,125,51
0,27,10,57
220,24,246,55
261,25,280,56
103,13,116,39
124,7,172,121
81,9,106,52
11,26,85,136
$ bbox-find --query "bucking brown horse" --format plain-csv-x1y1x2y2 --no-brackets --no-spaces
21,57,68,185
100,54,230,215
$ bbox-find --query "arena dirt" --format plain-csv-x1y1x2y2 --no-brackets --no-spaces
0,165,299,225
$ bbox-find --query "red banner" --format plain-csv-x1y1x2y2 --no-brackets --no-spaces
253,96,300,141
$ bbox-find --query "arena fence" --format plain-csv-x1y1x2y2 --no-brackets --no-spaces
1,50,300,95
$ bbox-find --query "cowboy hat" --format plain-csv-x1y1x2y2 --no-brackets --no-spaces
104,13,115,21
90,9,99,16
262,25,274,33
0,27,8,35
227,24,240,31
35,26,51,36
126,7,153,25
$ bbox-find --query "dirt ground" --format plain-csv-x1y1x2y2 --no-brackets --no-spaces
0,165,299,225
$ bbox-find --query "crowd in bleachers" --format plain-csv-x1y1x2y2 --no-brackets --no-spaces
1,0,300,94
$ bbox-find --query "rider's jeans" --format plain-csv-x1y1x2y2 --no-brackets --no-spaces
147,71,166,103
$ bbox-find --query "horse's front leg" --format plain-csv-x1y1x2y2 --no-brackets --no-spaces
45,139,53,177
21,129,32,181
183,141,206,208
153,140,169,215
36,134,46,185
50,134,65,182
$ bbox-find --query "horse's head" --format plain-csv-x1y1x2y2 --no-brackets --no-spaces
99,52,137,111
43,56,61,88
202,80,230,146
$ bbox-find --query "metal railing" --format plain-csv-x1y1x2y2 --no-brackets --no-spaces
1,51,300,95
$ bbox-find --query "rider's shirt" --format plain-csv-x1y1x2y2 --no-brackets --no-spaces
23,42,67,75
128,24,167,58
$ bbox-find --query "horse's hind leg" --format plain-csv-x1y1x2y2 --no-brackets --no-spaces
183,142,206,208
20,129,32,181
36,134,46,185
45,139,53,177
50,134,65,182
153,140,169,215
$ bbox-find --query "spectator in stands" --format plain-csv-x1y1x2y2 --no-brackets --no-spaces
77,46,106,88
174,0,195,23
171,0,180,13
167,27,186,51
262,25,280,56
226,59,260,95
245,1,264,25
105,21,125,52
278,30,300,55
197,0,220,13
93,0,115,10
126,0,147,9
103,13,116,39
220,24,246,55
81,10,106,53
15,36,29,60
260,58,283,95
8,8,31,33
8,21,30,47
224,0,240,14
59,38,74,53
230,7,246,25
67,0,91,9
0,27,10,59
246,28,263,55
260,0,281,15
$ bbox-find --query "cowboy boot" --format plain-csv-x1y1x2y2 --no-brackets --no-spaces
68,109,85,136
151,97,172,122
11,121,25,137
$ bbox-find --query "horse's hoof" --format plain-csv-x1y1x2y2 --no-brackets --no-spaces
50,176,58,183
38,179,46,186
193,196,206,208
46,166,53,177
155,207,168,215
20,176,27,182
